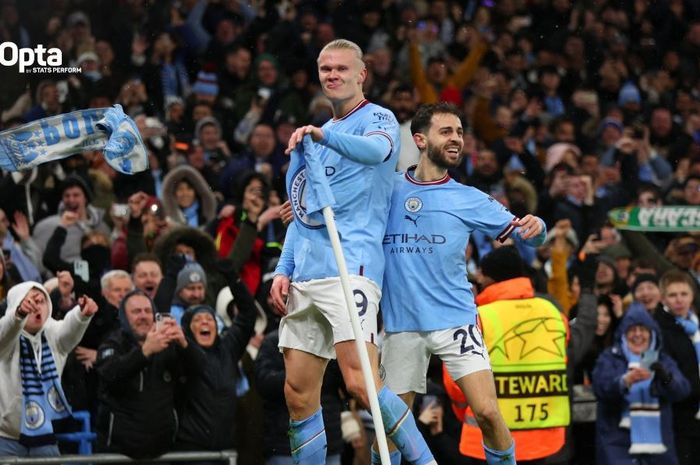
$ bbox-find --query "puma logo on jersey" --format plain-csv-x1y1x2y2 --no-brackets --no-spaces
404,215,419,226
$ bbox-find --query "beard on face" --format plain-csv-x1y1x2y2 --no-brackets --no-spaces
427,142,463,169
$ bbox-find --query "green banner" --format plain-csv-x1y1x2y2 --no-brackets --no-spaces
608,206,700,231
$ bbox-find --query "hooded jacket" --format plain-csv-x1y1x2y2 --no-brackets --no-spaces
593,307,690,465
153,227,226,309
95,291,205,459
175,278,256,450
161,165,217,228
0,282,92,440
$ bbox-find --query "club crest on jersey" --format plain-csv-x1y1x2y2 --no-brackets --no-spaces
404,197,423,213
289,166,325,229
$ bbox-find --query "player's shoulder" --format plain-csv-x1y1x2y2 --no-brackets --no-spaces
362,102,399,124
444,179,497,206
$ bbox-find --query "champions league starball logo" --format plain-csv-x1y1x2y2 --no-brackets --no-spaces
289,166,325,230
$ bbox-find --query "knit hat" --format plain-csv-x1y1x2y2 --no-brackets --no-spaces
631,273,659,294
545,143,581,172
192,71,219,97
618,81,641,106
176,263,207,294
598,117,624,135
60,174,93,202
194,116,222,141
479,246,526,283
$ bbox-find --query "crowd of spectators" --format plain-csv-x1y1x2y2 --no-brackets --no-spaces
3,0,700,464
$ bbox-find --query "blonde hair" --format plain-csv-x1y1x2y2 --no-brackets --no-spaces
319,39,364,64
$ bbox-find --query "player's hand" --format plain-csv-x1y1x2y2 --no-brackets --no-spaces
285,125,324,155
270,275,290,316
514,214,543,240
280,200,293,226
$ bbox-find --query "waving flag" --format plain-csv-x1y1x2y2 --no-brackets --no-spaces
286,135,336,242
0,104,148,175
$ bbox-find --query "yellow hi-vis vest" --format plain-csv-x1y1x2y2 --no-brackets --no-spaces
478,296,570,430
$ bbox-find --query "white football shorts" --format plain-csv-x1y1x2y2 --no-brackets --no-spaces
381,324,491,394
278,275,380,360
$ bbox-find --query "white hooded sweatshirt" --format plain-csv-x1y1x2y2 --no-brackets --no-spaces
0,282,92,440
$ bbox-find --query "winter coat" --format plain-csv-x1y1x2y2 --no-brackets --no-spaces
0,282,91,440
255,330,345,458
161,165,217,228
95,296,205,459
654,308,700,441
153,227,227,308
175,278,256,450
593,308,690,465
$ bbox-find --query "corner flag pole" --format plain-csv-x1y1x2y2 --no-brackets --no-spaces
322,206,391,465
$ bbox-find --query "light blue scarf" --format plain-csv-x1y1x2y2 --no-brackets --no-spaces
0,105,148,175
619,336,666,455
674,310,700,419
19,334,71,446
182,200,200,227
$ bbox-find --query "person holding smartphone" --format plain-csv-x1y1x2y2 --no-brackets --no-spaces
94,289,205,459
593,305,689,465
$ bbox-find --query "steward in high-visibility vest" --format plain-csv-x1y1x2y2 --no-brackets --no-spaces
445,275,589,461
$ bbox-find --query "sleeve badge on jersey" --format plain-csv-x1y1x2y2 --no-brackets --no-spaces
404,197,423,213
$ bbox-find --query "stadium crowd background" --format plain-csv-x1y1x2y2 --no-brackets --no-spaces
2,0,700,464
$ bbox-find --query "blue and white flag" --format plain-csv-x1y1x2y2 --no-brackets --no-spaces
286,135,336,242
0,104,148,175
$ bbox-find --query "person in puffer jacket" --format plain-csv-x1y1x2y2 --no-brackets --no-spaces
95,289,204,459
0,281,96,457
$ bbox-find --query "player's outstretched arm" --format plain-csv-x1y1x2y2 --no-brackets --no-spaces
320,130,393,165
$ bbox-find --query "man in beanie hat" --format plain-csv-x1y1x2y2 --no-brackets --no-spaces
170,262,207,326
32,175,110,263
443,244,598,464
631,273,661,313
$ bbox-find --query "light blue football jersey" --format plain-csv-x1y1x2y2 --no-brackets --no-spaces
278,100,400,288
382,168,532,332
